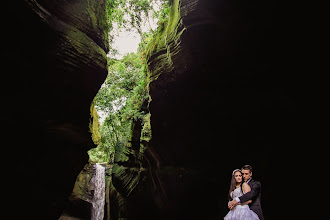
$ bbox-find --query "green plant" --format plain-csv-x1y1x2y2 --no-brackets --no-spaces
89,0,172,164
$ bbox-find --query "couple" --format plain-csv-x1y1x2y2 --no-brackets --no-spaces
224,165,264,220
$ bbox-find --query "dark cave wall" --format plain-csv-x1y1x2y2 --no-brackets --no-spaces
1,1,108,219
149,1,297,219
111,0,297,220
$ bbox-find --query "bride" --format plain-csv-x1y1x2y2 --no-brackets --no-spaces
224,169,259,220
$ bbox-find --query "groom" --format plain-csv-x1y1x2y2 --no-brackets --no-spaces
228,165,264,220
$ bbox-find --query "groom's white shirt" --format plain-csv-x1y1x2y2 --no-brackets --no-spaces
235,178,252,203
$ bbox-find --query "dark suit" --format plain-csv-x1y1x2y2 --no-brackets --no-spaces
239,179,264,220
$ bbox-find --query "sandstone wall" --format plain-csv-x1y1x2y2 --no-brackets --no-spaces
1,1,109,219
111,1,297,220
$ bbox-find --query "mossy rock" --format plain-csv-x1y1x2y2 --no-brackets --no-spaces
145,0,192,83
33,0,109,52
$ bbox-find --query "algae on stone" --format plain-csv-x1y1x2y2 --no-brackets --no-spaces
89,102,101,145
145,0,184,81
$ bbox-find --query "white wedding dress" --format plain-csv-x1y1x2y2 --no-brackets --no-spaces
224,187,260,220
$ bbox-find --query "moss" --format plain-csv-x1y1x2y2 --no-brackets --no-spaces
146,0,181,55
112,164,141,196
86,0,110,51
144,0,183,80
31,0,110,52
62,26,108,70
141,113,152,142
89,101,101,145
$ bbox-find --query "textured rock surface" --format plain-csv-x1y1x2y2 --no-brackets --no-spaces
111,0,297,220
1,1,108,219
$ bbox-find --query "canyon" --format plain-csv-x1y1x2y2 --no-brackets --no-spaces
1,1,297,219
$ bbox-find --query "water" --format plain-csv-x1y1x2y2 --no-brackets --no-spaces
91,164,105,220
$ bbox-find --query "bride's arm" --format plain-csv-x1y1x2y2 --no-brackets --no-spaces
242,182,251,193
238,182,252,205
238,181,261,203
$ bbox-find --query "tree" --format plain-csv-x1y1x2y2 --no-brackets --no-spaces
89,0,171,163
107,0,170,39
89,52,149,163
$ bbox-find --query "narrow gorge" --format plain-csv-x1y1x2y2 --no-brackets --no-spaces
1,1,297,220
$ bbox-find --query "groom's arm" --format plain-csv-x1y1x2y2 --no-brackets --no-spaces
236,181,261,203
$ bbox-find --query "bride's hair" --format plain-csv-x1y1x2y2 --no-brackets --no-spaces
228,169,242,199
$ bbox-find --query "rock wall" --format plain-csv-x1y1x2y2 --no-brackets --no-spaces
111,0,298,220
0,1,108,219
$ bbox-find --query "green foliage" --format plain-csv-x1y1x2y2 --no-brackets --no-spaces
89,51,149,163
106,0,170,38
89,0,172,164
